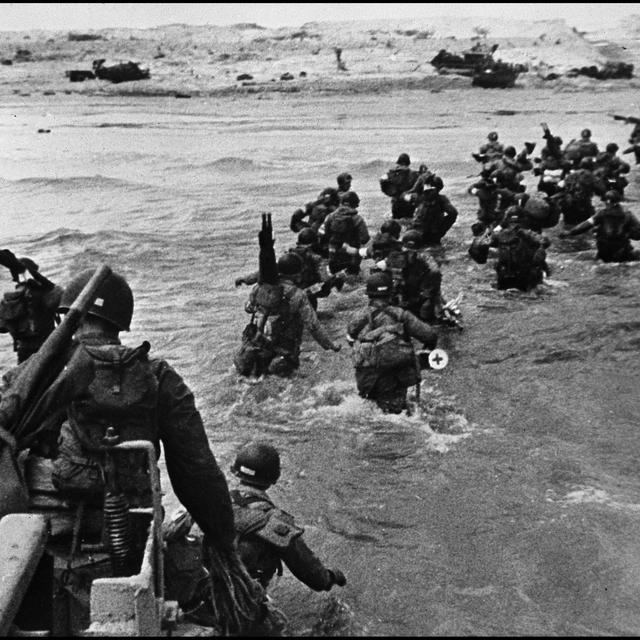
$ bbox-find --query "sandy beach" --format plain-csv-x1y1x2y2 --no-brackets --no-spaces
1,16,640,98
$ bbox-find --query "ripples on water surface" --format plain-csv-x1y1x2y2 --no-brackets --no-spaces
2,88,640,635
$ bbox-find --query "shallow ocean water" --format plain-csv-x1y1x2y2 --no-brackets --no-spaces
2,86,640,635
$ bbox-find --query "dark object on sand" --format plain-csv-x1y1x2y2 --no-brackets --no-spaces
65,69,96,82
92,59,150,83
567,61,634,80
236,73,253,81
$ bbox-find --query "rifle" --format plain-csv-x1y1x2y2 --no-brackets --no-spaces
0,264,112,448
612,114,640,124
258,213,278,285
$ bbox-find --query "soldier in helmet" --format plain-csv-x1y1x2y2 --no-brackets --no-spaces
564,128,599,168
0,268,241,631
229,441,346,595
471,207,551,291
535,122,570,197
559,190,640,262
0,250,63,363
379,153,421,219
380,218,402,241
593,142,631,196
236,229,345,311
556,155,603,226
473,131,505,164
321,190,370,275
336,171,355,199
409,175,459,247
347,271,438,414
289,186,340,253
382,230,444,324
235,249,341,378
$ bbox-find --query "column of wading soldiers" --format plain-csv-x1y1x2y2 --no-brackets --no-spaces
1,116,639,634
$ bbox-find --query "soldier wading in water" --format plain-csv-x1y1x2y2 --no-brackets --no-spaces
347,271,438,414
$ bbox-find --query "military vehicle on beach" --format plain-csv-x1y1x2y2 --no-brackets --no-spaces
92,59,150,83
430,42,524,88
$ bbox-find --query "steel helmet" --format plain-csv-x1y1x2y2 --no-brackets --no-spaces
277,252,303,276
297,228,317,246
380,219,402,239
604,190,621,203
396,153,411,166
504,145,516,157
231,441,281,487
58,268,134,331
488,131,498,141
371,232,395,253
337,172,352,186
554,136,563,146
606,142,619,153
340,191,360,208
428,175,444,192
365,271,393,298
581,128,592,138
401,229,423,250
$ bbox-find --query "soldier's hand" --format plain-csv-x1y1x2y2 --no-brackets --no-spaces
330,569,346,587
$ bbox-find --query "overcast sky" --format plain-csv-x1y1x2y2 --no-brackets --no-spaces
2,3,639,31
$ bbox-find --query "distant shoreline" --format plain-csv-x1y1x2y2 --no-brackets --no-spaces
1,18,639,99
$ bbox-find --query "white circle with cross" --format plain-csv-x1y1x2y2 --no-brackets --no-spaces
428,348,449,370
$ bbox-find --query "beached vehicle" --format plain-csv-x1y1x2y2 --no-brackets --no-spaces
431,42,523,88
92,59,150,83
472,61,521,88
430,42,500,76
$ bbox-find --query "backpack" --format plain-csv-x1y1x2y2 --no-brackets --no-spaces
247,282,295,343
288,247,318,289
230,489,303,550
0,284,60,340
469,231,492,264
379,167,415,197
597,209,627,243
0,289,28,335
564,171,590,202
54,342,160,498
352,307,415,370
413,198,444,238
251,282,285,319
496,228,537,278
385,250,408,296
328,208,356,247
